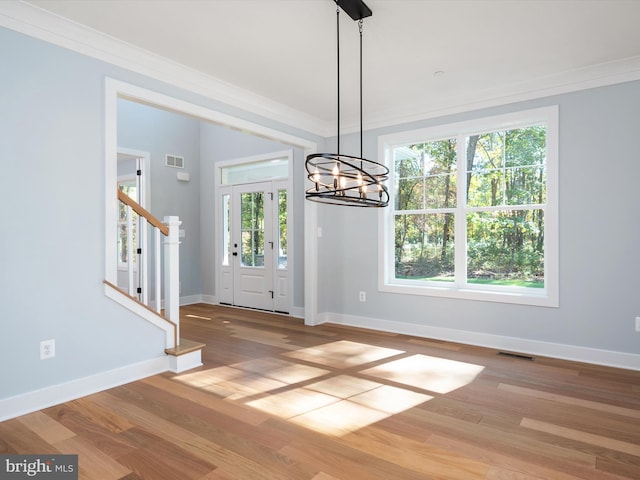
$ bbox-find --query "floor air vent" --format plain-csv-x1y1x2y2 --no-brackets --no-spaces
497,351,535,361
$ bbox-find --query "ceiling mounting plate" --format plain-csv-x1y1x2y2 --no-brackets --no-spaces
337,0,372,21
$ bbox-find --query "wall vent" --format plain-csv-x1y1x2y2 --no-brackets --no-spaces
165,154,184,169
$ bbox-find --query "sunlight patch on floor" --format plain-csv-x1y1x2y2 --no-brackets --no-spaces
174,366,245,388
185,314,212,320
283,340,404,368
246,374,432,436
173,359,329,399
349,385,433,414
289,400,392,437
175,341,484,437
235,358,330,384
360,354,485,394
226,324,300,350
247,389,339,418
202,373,288,400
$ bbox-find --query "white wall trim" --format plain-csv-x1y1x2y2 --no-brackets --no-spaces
317,312,640,372
0,356,169,422
200,294,217,305
179,295,204,306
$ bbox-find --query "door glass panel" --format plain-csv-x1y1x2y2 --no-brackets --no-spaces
240,192,265,267
222,193,230,266
277,189,287,269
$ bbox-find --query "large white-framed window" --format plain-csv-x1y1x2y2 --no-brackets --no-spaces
378,106,558,307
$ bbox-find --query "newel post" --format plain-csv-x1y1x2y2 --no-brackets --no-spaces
163,216,181,344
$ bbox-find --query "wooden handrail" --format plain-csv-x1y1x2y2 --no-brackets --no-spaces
118,189,169,236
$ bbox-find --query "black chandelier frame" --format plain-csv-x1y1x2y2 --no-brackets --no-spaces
305,0,389,208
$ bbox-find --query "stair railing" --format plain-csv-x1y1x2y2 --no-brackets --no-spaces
117,189,181,343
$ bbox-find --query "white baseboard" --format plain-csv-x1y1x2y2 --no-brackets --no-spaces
195,296,303,318
180,294,205,306
0,356,169,422
199,295,216,305
318,312,640,371
289,306,304,318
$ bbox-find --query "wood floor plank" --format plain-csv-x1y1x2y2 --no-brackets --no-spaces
44,403,139,459
90,390,314,480
0,418,60,454
115,428,216,480
425,434,580,480
16,410,76,444
71,395,139,433
499,383,640,418
342,425,490,480
52,435,131,480
141,374,270,426
520,418,640,457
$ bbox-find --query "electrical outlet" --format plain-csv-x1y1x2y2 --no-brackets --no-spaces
359,291,366,302
636,317,640,332
40,339,55,360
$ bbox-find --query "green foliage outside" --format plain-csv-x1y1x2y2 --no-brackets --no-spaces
241,191,264,267
394,126,546,288
278,190,288,269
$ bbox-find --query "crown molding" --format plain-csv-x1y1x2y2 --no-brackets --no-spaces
0,1,330,136
357,55,640,133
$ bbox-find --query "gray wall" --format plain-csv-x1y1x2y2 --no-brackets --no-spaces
317,80,640,357
0,29,167,398
117,99,202,298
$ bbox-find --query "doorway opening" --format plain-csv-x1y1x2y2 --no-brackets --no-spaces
217,151,293,313
105,79,317,320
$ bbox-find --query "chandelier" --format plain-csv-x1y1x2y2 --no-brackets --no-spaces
305,0,389,207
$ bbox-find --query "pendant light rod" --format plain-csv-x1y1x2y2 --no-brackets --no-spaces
359,18,363,159
336,3,340,156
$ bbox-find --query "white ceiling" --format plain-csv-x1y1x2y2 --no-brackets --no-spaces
23,0,640,134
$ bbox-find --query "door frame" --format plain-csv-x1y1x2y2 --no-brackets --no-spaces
214,151,294,313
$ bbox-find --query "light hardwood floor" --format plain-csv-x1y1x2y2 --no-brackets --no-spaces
2,304,639,479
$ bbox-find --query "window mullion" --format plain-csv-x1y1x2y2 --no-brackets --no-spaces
455,134,467,287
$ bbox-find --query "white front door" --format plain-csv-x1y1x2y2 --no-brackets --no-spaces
218,179,290,312
232,182,273,310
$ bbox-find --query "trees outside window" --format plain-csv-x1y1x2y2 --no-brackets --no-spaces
380,107,558,306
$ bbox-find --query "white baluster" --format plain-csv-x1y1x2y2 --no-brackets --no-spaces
163,216,181,345
140,217,148,306
155,228,162,313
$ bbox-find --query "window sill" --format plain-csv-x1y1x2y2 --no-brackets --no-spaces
380,281,558,308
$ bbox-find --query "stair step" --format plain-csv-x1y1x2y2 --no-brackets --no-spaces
165,338,205,357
